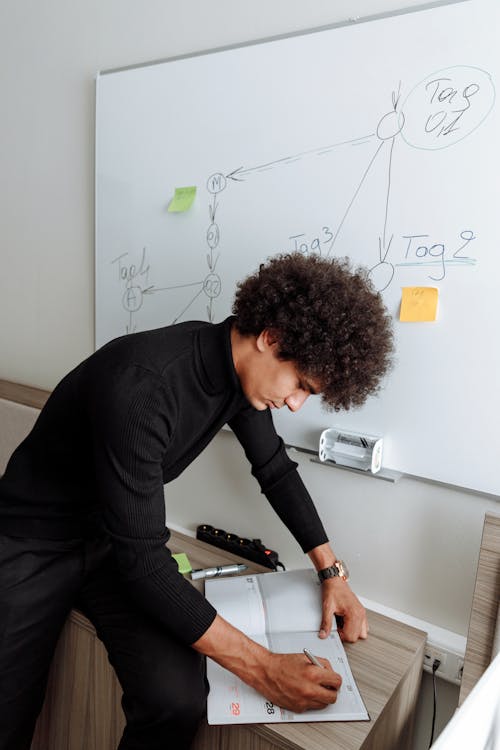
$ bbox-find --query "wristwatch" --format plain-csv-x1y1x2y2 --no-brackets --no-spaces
318,560,349,583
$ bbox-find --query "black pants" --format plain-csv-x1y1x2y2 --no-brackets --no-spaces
0,535,208,750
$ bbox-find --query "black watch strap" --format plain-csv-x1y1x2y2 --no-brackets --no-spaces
318,565,340,582
318,561,349,582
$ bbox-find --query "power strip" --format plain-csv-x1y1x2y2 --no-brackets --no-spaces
196,524,283,570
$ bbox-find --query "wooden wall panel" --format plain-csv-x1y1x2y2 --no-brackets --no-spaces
459,513,500,705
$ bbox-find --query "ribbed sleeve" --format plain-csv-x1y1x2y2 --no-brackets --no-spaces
263,471,329,553
88,364,217,643
127,560,217,644
229,407,328,553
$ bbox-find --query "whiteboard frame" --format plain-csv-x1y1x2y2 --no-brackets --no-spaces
96,1,470,81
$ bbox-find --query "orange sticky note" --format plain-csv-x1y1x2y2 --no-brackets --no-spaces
400,287,438,322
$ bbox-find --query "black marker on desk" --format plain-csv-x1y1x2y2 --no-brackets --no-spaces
191,564,248,580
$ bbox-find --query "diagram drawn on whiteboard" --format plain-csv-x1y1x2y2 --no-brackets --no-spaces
109,65,494,334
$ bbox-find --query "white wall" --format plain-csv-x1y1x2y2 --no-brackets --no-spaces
1,1,498,747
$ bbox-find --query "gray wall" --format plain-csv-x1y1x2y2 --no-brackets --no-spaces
1,2,497,747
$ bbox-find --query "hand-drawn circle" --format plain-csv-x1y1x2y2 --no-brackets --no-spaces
401,66,495,150
203,273,222,299
206,223,220,250
207,173,227,194
376,110,406,140
122,286,143,312
368,262,395,293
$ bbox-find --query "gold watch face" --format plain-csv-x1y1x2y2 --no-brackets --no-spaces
336,560,349,581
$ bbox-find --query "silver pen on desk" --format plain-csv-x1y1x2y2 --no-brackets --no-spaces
190,563,248,580
303,648,325,668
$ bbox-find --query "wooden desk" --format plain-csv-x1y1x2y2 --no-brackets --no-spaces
31,531,425,750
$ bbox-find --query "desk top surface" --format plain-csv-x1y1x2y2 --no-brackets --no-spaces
168,530,427,750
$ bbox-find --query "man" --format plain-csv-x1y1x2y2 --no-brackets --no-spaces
0,252,393,750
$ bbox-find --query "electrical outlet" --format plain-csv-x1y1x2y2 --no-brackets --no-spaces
356,594,467,687
424,646,447,672
423,641,465,685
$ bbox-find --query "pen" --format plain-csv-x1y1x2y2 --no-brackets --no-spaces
190,563,248,580
303,648,324,668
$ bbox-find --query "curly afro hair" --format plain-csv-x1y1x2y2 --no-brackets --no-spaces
232,252,394,411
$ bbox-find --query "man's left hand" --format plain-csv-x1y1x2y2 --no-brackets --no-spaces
318,577,368,642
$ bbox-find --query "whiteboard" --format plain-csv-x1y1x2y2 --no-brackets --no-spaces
95,0,500,495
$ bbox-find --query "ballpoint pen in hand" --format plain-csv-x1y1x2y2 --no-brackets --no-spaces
303,648,325,668
190,564,248,580
304,648,341,693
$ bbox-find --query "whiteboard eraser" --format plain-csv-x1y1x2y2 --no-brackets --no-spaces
319,427,383,473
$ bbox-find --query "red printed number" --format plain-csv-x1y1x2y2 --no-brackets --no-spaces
231,702,241,716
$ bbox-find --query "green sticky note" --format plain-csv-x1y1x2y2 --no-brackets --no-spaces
167,186,197,212
172,552,192,574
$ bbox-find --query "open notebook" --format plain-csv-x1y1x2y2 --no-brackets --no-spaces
204,568,369,724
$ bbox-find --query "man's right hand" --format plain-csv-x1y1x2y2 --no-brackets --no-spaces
192,614,342,713
258,651,342,713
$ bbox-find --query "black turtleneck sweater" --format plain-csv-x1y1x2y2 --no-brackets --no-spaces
0,317,328,644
